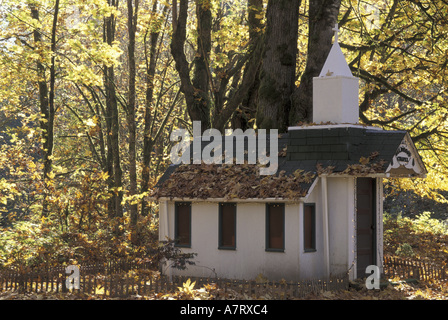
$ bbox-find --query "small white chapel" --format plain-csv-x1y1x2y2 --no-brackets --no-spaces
150,24,426,281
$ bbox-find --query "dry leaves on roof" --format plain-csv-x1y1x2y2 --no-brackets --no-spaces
150,163,316,200
316,152,387,176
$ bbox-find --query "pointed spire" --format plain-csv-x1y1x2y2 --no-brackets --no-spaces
312,22,359,125
318,23,353,77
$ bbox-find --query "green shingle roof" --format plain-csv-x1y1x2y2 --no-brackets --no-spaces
151,126,423,200
286,127,407,171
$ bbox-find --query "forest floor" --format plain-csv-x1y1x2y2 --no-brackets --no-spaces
0,278,446,300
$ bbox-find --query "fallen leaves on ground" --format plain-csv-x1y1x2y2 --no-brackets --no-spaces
303,278,448,300
2,277,448,300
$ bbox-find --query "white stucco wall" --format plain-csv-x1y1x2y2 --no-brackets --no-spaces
160,198,328,281
326,177,356,278
297,180,326,280
376,178,384,275
325,176,384,279
158,176,383,281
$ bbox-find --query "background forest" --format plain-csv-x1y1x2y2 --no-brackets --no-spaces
1,0,448,270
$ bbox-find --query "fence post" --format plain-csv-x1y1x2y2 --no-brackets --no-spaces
414,266,420,280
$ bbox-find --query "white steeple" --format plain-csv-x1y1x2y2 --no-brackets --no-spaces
319,24,353,78
313,24,359,124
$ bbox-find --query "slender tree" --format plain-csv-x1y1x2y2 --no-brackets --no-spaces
127,0,139,228
103,0,123,219
141,1,168,217
29,0,60,216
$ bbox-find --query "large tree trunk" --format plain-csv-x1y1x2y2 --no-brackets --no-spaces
256,0,301,133
103,0,123,219
192,0,212,128
289,0,341,125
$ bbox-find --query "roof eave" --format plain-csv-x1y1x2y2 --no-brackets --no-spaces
146,196,307,203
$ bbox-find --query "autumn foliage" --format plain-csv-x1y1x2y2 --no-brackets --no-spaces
383,212,448,268
1,0,448,300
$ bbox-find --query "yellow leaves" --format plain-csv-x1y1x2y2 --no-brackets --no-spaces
123,192,147,206
159,0,171,7
84,116,97,127
359,152,379,166
89,0,121,19
64,36,123,85
67,64,103,86
47,171,56,180
9,44,24,55
254,13,264,20
98,171,109,181
359,156,370,165
92,42,123,67
209,0,249,70
171,278,220,300
178,278,196,296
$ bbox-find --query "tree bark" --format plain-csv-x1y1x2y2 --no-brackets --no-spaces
103,0,123,219
127,0,139,227
192,0,212,120
256,0,301,133
211,0,264,132
212,37,263,132
231,0,263,130
171,0,212,131
141,1,166,218
289,0,341,125
171,0,263,132
30,0,59,216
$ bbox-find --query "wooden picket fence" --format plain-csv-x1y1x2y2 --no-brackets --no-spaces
3,255,446,298
0,260,349,299
0,260,154,296
383,255,448,281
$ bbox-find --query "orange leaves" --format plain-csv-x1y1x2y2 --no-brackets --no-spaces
316,152,386,177
153,152,388,202
340,159,387,176
151,163,315,201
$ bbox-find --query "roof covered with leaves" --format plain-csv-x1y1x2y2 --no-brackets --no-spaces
150,126,419,201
